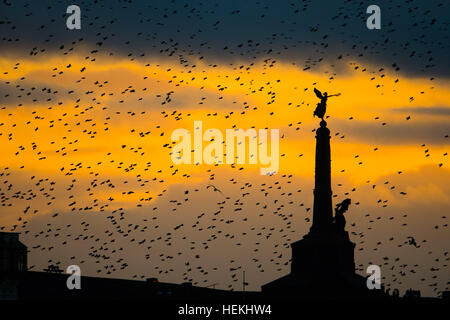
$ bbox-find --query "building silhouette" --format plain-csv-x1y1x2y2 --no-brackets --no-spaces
0,232,28,299
0,232,27,274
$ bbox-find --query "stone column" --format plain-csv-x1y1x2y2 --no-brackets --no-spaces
310,120,333,233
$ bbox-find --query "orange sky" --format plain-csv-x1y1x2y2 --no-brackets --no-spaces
0,54,449,296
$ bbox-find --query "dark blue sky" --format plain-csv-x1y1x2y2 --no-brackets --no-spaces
1,0,449,77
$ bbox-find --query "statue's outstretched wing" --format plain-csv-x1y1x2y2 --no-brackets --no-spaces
314,87,323,99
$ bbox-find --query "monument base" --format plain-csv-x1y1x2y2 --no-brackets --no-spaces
261,230,381,299
291,229,356,276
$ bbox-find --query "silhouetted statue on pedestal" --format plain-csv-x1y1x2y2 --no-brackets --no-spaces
262,89,385,300
334,198,351,236
313,88,341,119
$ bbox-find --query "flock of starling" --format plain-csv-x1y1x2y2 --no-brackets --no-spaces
0,1,448,296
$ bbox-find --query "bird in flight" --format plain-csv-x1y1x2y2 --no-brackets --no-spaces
206,184,224,195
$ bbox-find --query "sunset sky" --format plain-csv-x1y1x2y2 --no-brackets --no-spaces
0,0,448,297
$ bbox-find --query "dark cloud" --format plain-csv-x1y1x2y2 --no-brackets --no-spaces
0,80,74,106
0,0,449,78
333,118,449,145
392,106,450,116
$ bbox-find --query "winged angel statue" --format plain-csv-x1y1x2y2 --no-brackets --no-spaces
313,88,341,119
